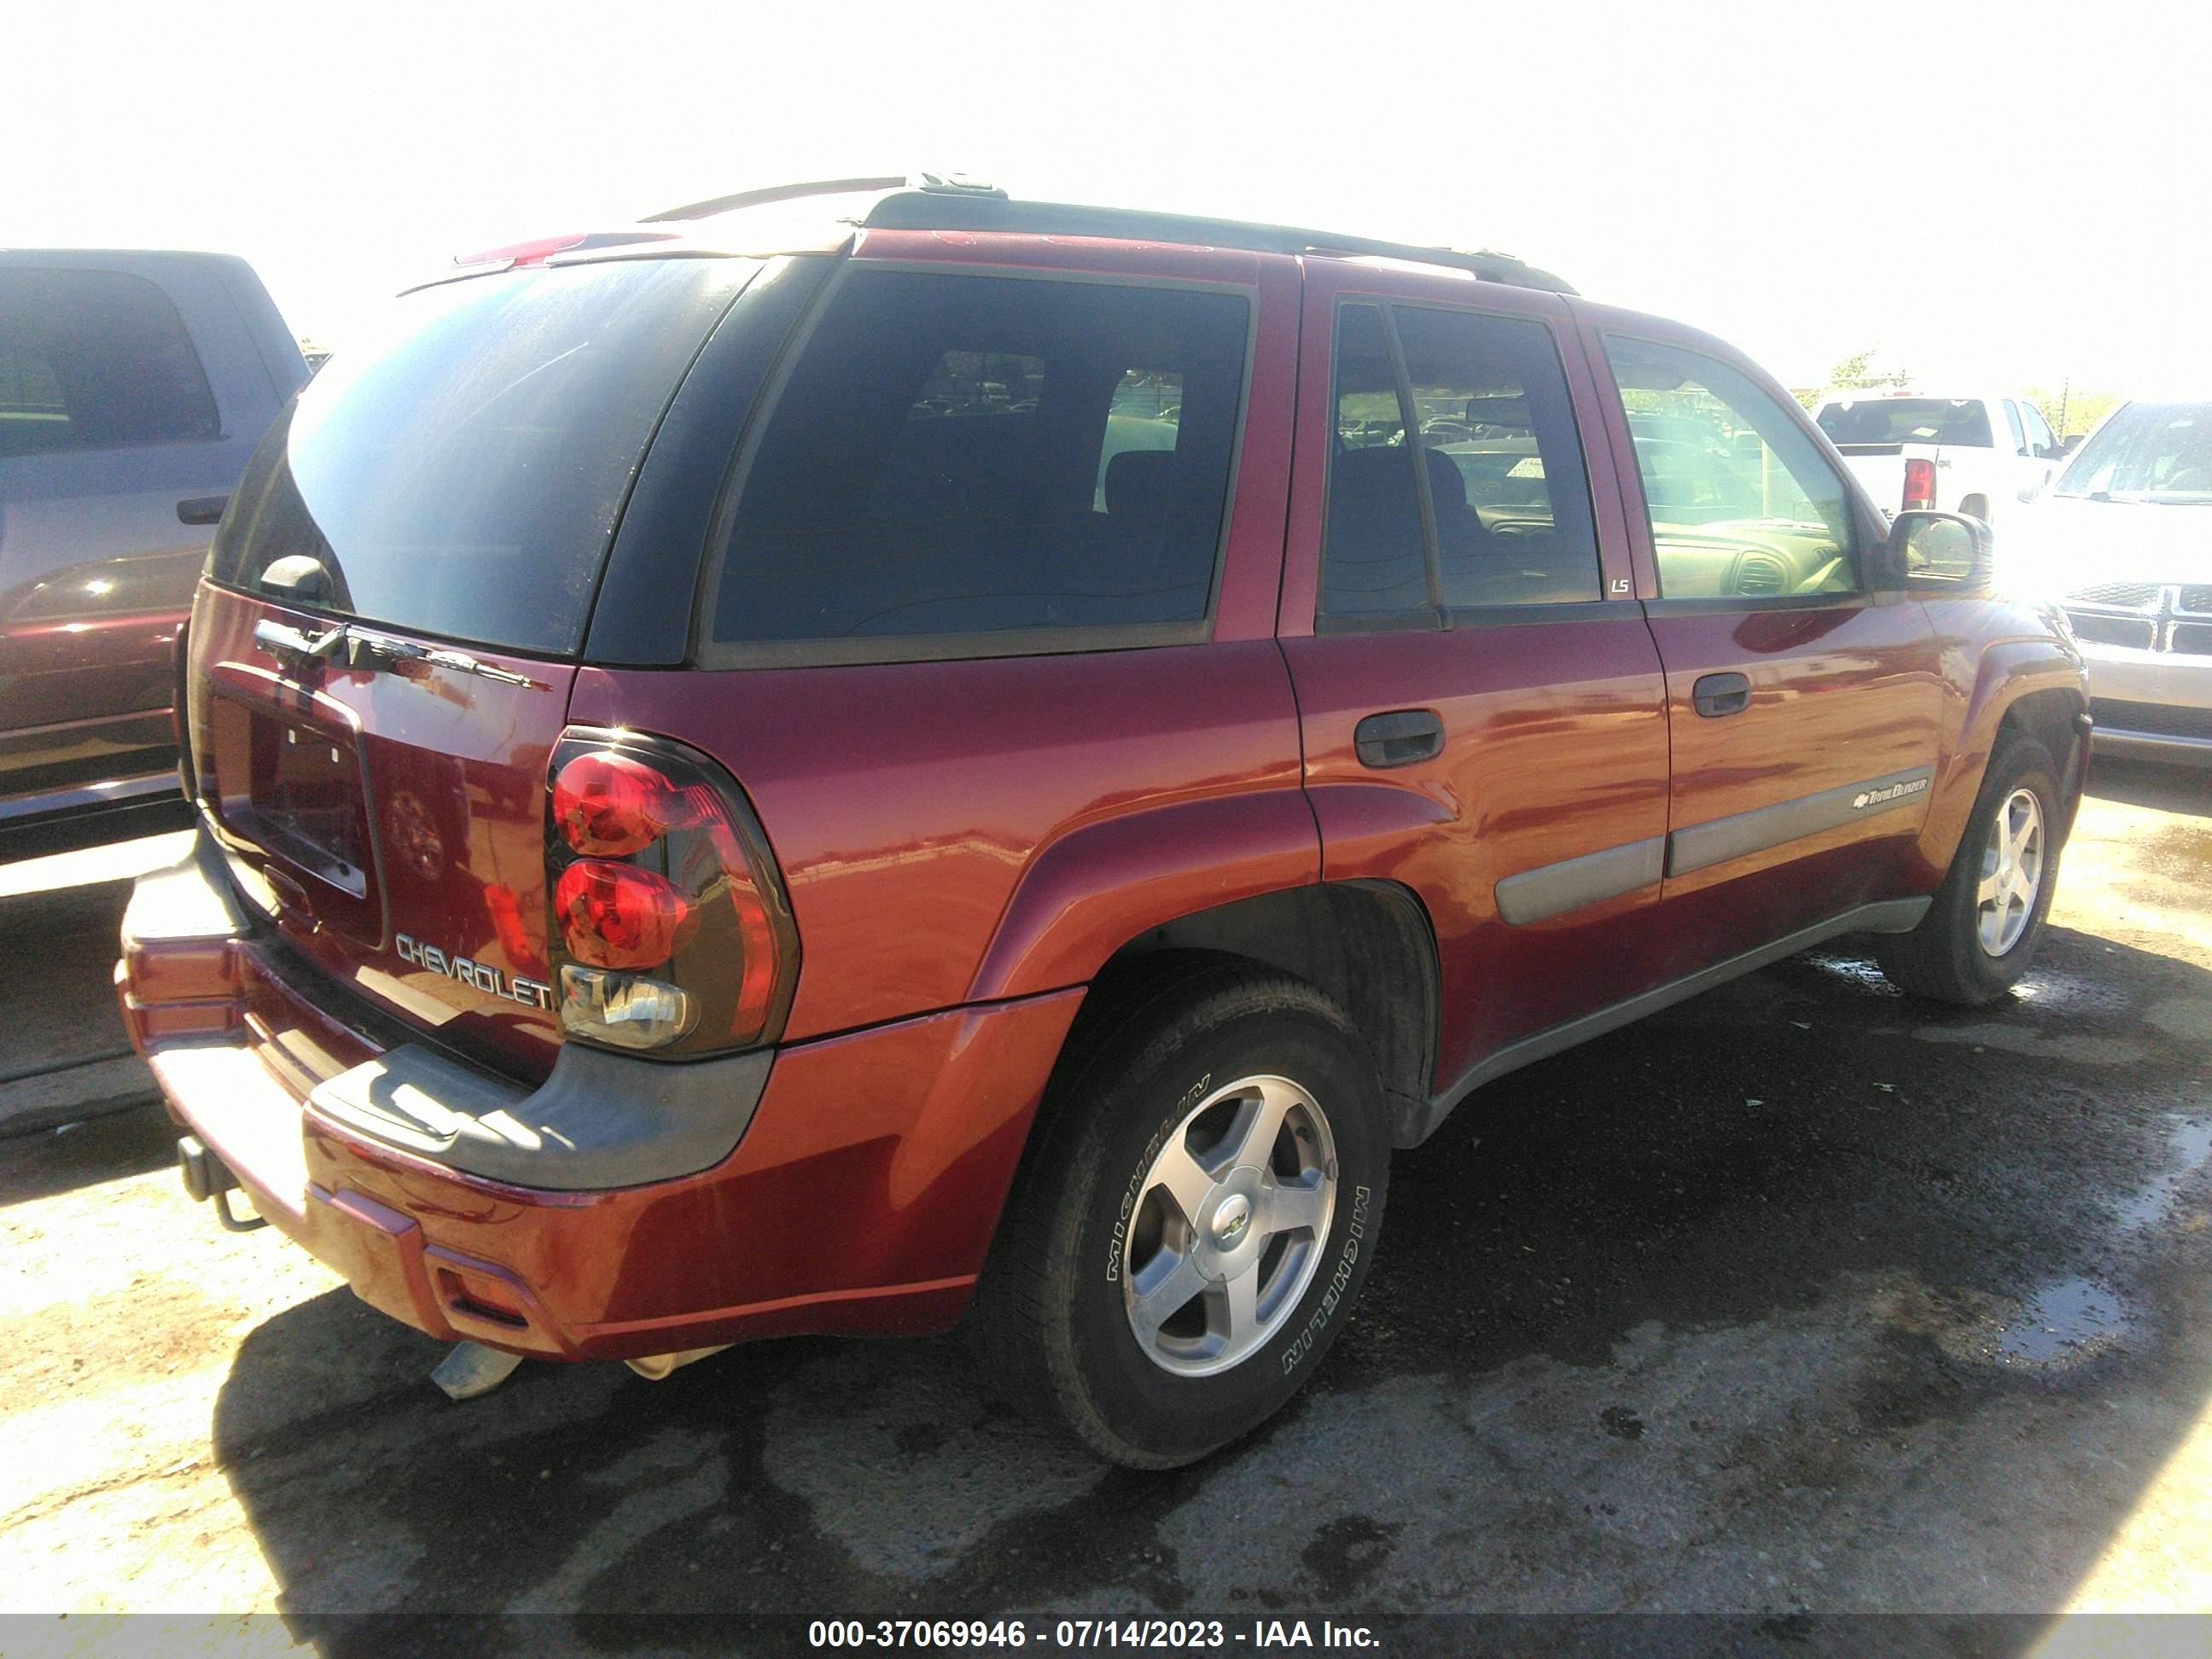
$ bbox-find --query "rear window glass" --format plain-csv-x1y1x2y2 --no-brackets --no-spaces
0,268,218,458
709,270,1249,653
1816,398,1994,447
211,259,749,655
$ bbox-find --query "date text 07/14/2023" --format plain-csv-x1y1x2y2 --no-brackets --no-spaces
805,1617,1382,1649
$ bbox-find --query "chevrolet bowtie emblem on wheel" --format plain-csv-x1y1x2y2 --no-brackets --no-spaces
1854,777,1930,811
1212,1194,1252,1245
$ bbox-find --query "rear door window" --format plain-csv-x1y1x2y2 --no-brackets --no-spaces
1318,301,1600,620
707,270,1249,661
1395,306,1602,608
2022,400,2059,460
211,258,752,655
0,269,219,457
1321,304,1429,619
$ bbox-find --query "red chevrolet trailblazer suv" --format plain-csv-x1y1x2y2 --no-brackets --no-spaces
119,176,2089,1467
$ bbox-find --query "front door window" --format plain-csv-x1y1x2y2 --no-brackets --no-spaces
1605,337,1860,601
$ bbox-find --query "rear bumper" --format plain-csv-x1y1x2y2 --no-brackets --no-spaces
119,829,1084,1360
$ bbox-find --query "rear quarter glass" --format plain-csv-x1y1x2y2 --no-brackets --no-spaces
209,258,758,656
703,266,1251,663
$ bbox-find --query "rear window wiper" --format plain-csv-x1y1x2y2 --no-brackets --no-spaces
346,629,546,689
253,617,544,688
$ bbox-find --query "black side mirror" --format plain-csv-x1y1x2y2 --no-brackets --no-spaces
1887,509,1994,593
2062,434,2085,454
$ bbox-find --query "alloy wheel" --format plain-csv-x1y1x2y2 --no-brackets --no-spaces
1121,1074,1337,1377
1976,787,2045,957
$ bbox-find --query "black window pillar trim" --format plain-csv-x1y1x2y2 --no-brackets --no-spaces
1377,302,1446,614
1313,297,1444,632
582,254,838,667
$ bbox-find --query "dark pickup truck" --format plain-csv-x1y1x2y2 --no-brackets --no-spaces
118,178,2088,1467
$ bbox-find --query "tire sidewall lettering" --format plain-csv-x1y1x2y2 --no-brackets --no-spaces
1279,1182,1371,1376
1036,987,1390,1464
1097,1054,1380,1382
1105,1071,1209,1285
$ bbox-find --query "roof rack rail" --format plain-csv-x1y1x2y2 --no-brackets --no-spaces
643,172,1004,224
643,179,1572,295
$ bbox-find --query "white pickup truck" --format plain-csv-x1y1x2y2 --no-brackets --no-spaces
1811,390,2070,526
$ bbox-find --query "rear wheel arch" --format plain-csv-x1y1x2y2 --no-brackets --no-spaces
1051,881,1441,1150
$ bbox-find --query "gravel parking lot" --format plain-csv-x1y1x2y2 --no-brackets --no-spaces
3,763,2208,1640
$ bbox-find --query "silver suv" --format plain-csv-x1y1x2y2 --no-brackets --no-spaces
2032,399,2212,765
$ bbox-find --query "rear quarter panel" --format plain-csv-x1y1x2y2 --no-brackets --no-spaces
1838,451,1906,515
571,643,1315,1039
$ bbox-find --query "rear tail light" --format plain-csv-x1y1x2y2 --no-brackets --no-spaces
553,861,695,969
557,966,696,1051
552,751,681,856
1902,457,1936,511
544,729,798,1057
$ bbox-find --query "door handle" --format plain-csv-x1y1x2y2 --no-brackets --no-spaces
177,494,229,526
1354,709,1444,769
1691,672,1751,719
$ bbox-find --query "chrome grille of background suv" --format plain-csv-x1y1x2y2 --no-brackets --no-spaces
2069,581,2163,607
2063,583,2212,657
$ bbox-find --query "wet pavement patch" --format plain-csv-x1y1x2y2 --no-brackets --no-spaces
2109,1118,2212,1232
1299,1515,1402,1600
2142,823,2212,882
1999,1278,2128,1365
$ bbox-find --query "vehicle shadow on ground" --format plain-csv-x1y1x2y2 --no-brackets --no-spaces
2087,755,2211,820
0,879,137,1074
210,924,2212,1642
0,1108,176,1208
0,872,165,1180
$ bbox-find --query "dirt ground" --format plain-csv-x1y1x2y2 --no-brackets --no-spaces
2,760,2209,1650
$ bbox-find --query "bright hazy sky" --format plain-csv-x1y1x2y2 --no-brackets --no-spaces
10,0,2209,403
